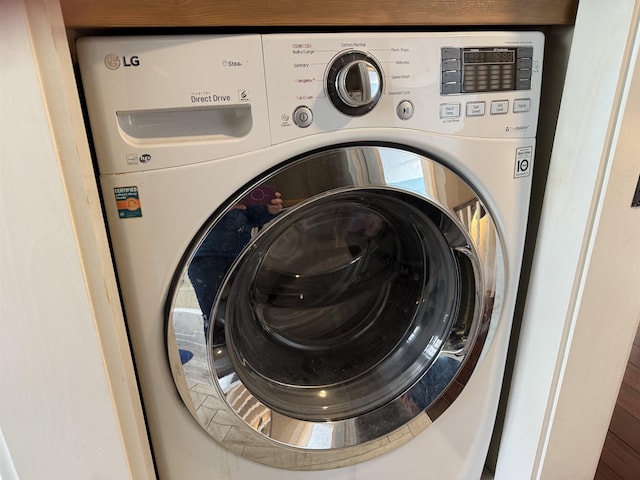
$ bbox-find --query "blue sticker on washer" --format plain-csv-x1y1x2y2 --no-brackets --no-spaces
114,186,142,218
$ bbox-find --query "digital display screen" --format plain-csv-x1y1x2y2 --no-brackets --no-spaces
463,49,515,65
440,46,531,94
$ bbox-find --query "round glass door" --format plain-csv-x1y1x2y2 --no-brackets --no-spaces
222,189,463,422
167,144,501,469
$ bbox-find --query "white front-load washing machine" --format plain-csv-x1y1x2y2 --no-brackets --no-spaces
77,31,543,479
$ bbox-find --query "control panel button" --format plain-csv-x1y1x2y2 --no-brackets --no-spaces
518,69,532,80
517,57,533,69
293,106,313,128
441,58,461,71
517,47,534,58
517,78,532,90
440,103,461,119
441,47,461,60
442,70,462,83
490,100,509,115
466,102,486,117
513,99,531,113
441,83,461,95
397,100,414,120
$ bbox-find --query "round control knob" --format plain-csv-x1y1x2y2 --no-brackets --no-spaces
327,52,384,116
336,60,381,107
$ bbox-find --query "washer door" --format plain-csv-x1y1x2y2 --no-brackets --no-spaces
167,144,501,469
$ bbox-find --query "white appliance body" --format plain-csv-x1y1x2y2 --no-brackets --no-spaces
77,32,543,479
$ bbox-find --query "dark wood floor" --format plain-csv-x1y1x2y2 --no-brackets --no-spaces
595,326,640,479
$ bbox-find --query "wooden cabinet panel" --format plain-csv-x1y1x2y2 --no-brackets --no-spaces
59,0,578,29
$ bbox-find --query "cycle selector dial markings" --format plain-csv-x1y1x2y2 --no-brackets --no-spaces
327,51,384,116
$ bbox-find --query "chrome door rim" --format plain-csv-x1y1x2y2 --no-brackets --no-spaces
166,144,502,470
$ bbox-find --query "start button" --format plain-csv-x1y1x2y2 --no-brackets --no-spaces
397,100,414,120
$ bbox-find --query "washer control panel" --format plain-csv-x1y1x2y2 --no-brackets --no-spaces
262,32,544,144
77,32,544,174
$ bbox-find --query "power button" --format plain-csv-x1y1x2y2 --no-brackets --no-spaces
293,106,313,128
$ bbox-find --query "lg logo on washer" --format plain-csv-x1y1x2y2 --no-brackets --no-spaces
104,53,140,70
